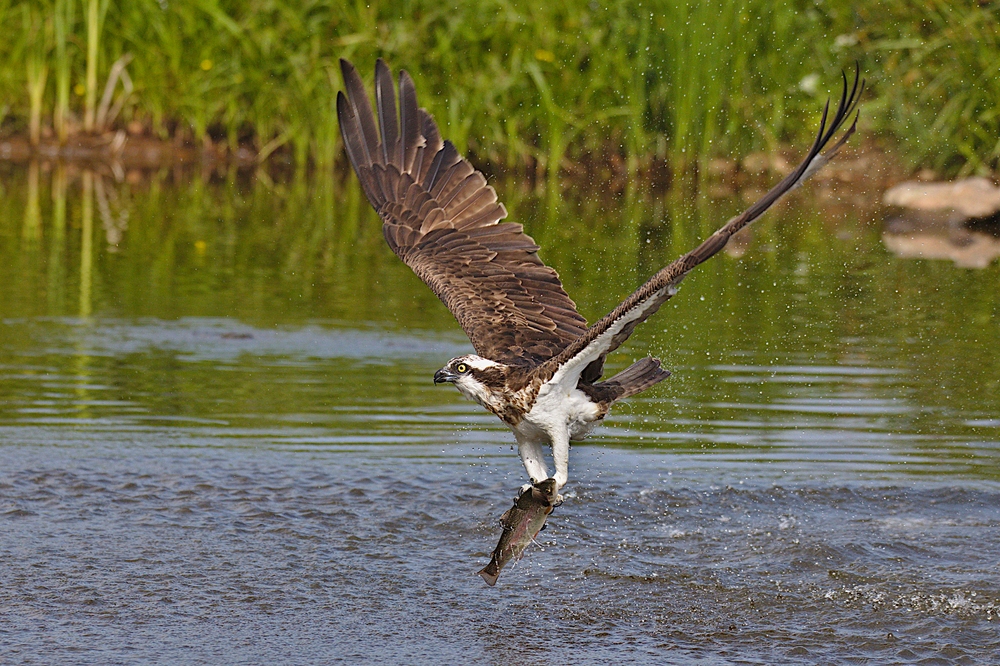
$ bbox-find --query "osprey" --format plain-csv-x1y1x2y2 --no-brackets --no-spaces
337,59,862,494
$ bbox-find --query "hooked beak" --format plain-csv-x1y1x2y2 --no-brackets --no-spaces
433,368,457,385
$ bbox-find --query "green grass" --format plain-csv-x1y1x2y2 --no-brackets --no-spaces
1,0,996,175
857,0,1000,175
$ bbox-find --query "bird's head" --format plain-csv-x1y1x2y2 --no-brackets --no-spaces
434,355,508,407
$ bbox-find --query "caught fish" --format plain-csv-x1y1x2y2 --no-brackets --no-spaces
478,478,558,586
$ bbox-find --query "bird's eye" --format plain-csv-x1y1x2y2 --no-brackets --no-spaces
456,363,468,373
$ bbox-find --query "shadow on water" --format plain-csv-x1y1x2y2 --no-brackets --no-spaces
1,163,999,663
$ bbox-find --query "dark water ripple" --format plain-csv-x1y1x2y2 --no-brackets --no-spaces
2,437,998,665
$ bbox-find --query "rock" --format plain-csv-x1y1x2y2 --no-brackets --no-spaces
882,228,1000,269
705,158,737,179
883,177,1000,219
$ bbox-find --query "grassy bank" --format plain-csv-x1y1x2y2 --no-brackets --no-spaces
2,0,997,176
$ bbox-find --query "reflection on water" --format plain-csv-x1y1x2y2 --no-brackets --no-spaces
1,163,998,663
882,210,1000,269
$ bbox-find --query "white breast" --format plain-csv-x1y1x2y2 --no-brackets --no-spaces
517,380,603,442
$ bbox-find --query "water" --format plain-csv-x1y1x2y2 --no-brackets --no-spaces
1,163,999,664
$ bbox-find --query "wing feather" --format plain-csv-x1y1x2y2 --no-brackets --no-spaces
338,59,588,366
398,71,420,172
374,60,400,167
533,66,865,389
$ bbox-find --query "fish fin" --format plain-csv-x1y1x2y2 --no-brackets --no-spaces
498,506,515,528
478,566,499,586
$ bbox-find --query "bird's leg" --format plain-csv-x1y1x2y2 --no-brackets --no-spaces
516,437,549,492
551,431,569,505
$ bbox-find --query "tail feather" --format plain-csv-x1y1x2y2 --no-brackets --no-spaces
590,357,670,402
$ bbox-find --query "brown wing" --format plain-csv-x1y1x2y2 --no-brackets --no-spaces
337,59,587,367
533,67,865,388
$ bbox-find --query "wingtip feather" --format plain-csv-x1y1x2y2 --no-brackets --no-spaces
375,58,400,167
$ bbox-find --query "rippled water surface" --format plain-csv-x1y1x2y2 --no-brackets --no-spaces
1,164,999,664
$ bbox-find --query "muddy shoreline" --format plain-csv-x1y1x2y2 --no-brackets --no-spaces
0,131,911,195
0,133,256,170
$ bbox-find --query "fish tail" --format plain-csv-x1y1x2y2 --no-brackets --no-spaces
478,563,500,586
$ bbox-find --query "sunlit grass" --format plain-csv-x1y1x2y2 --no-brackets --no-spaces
0,0,995,175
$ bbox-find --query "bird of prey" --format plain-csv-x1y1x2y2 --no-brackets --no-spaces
337,58,862,494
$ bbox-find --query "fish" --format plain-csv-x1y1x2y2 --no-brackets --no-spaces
478,478,558,586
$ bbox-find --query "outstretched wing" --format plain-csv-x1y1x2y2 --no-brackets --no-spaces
337,59,587,367
534,68,865,389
